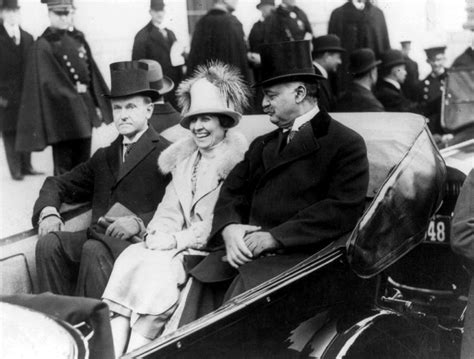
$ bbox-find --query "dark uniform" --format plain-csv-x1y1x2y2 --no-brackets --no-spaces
419,71,447,135
0,22,34,179
262,3,312,43
16,27,112,175
401,54,419,102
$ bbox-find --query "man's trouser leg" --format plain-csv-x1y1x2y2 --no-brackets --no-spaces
76,239,115,299
35,230,88,295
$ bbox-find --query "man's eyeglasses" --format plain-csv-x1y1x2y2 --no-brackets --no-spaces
52,10,72,16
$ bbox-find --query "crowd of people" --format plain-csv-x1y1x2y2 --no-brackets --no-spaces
1,0,473,358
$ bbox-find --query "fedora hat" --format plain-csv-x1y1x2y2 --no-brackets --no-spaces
138,59,174,96
312,34,345,55
106,61,160,101
254,40,324,87
349,48,381,76
150,0,164,11
380,49,406,70
1,0,19,9
256,0,274,9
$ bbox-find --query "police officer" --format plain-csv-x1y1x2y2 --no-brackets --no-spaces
16,0,112,175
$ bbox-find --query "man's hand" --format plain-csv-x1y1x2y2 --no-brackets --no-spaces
38,216,64,238
244,231,281,258
222,224,261,268
145,231,177,250
104,216,140,240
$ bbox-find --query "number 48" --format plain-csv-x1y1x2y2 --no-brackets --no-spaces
428,220,446,242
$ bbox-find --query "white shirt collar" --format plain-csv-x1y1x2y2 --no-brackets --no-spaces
290,105,319,132
4,23,20,41
384,78,401,90
313,61,328,79
122,126,148,145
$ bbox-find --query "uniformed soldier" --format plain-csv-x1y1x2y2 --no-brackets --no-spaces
419,46,448,137
16,0,112,175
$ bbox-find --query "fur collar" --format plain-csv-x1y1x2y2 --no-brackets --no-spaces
158,129,248,179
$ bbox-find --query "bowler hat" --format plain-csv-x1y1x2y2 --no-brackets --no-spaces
312,34,345,55
349,48,381,76
256,0,274,9
150,0,164,11
138,59,174,96
107,61,160,101
41,0,74,10
1,0,19,9
380,49,406,70
424,46,446,60
254,40,324,87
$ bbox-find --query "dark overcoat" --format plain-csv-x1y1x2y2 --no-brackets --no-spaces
262,5,312,43
335,82,384,112
375,80,419,113
314,66,336,112
186,8,250,83
452,47,474,68
190,110,369,295
16,27,112,152
0,25,33,133
401,55,420,102
148,102,181,134
418,71,447,135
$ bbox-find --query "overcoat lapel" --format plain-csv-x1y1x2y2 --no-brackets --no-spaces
0,25,17,49
105,136,122,182
261,130,281,170
148,22,171,52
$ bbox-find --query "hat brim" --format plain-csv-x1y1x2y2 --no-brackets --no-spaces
105,89,161,102
381,60,406,70
180,109,241,129
252,73,325,88
351,60,382,76
313,46,346,54
157,76,174,96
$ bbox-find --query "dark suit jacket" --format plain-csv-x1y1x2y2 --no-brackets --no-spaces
191,110,369,293
335,82,384,112
313,65,336,112
401,55,419,102
32,126,171,226
148,102,181,134
0,25,33,133
375,80,419,113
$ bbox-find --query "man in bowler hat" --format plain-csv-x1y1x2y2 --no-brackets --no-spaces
335,48,384,112
312,34,345,112
132,0,183,109
34,61,171,299
0,0,41,180
16,0,113,176
375,49,419,112
184,40,369,316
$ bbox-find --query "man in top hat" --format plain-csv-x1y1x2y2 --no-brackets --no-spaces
187,0,250,83
0,0,41,180
400,40,420,102
137,59,187,142
34,61,171,299
132,0,183,109
334,48,384,112
418,46,449,137
262,0,312,43
15,0,112,176
375,49,419,112
185,40,369,311
311,34,345,112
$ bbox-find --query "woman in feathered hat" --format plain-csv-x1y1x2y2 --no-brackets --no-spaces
102,61,250,355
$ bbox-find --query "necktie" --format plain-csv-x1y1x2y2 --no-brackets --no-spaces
123,143,134,162
287,130,297,144
11,34,19,46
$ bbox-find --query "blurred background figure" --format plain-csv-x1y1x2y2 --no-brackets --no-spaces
0,0,40,180
400,40,420,102
375,49,419,112
334,48,384,112
15,0,112,176
132,0,184,109
328,0,390,95
186,0,250,84
452,31,474,67
262,0,312,43
311,34,345,112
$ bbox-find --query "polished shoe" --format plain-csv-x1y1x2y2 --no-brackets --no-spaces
22,167,44,176
12,173,25,181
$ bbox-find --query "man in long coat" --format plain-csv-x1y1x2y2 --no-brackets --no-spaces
186,0,250,83
400,40,420,102
16,0,112,175
34,61,171,299
132,0,183,108
187,41,368,308
0,0,39,180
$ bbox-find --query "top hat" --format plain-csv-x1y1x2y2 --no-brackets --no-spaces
424,46,446,60
312,34,345,55
254,40,324,87
380,49,406,70
256,0,275,9
150,0,164,11
137,59,174,96
1,0,19,10
107,61,160,101
349,48,381,75
41,0,74,10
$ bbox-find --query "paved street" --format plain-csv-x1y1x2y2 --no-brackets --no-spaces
0,124,118,238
